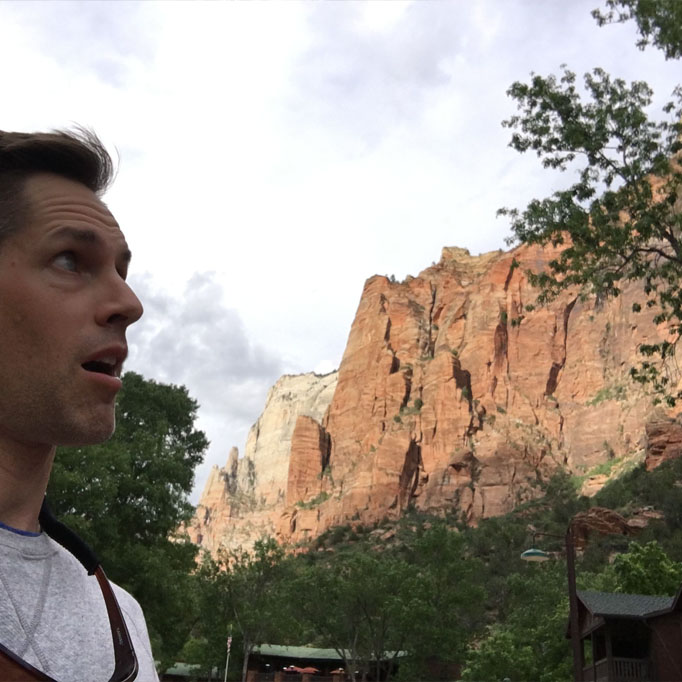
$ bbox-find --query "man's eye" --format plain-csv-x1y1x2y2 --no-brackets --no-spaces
53,252,78,272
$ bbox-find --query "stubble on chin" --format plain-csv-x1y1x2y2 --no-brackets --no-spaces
53,401,117,447
6,389,117,448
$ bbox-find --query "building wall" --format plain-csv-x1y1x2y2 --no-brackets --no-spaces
649,614,682,681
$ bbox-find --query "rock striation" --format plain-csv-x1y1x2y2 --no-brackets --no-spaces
189,243,680,555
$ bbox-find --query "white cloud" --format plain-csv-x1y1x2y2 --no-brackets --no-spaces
126,272,283,500
127,272,281,403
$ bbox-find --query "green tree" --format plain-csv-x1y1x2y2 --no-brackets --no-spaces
202,538,297,682
48,371,208,667
293,547,422,682
593,0,682,59
462,627,536,682
611,540,682,595
500,12,682,404
461,563,572,682
396,524,486,680
180,554,245,682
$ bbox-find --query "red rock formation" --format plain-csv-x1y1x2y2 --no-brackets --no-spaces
190,243,679,555
645,419,682,470
277,243,671,543
286,416,331,506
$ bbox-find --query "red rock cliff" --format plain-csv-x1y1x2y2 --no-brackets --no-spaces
190,244,676,554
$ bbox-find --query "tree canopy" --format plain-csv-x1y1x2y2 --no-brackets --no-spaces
612,540,682,595
592,0,682,59
292,547,423,682
461,563,572,682
195,538,299,682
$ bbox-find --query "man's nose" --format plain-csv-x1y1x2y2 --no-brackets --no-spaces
96,278,144,329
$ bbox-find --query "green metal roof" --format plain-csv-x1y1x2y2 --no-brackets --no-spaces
578,590,675,618
253,645,408,661
161,662,219,677
254,645,344,661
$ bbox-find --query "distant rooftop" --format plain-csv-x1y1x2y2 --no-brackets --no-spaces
578,590,675,618
254,645,344,661
253,645,408,661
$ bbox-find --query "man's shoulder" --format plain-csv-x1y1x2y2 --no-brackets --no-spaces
45,535,159,681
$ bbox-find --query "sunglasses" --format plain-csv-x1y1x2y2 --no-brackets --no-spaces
0,501,138,682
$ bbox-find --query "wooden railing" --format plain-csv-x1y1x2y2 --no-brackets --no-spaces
582,657,608,681
582,656,649,682
613,657,649,681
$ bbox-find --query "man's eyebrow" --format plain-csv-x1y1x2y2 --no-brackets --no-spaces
50,226,132,263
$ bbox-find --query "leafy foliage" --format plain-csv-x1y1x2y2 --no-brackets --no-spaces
292,546,423,682
389,525,487,681
177,457,682,682
500,46,682,403
594,453,682,538
196,539,299,682
593,0,682,59
462,626,537,682
48,372,208,666
461,563,572,682
612,540,682,595
500,0,682,401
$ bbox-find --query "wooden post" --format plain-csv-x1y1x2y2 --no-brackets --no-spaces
605,622,614,682
566,526,583,682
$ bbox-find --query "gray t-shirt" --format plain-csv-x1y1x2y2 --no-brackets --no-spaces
0,525,159,681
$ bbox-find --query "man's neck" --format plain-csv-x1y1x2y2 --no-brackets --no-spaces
0,440,55,533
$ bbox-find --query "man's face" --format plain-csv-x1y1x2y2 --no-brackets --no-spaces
0,172,143,449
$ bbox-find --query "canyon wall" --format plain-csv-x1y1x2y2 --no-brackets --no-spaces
189,243,677,554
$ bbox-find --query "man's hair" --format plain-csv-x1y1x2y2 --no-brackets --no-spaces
0,127,114,243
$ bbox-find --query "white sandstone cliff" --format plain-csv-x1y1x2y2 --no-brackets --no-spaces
188,371,338,554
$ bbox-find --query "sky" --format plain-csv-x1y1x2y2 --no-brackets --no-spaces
1,0,679,502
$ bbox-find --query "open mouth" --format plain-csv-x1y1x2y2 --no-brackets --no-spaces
82,360,117,376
